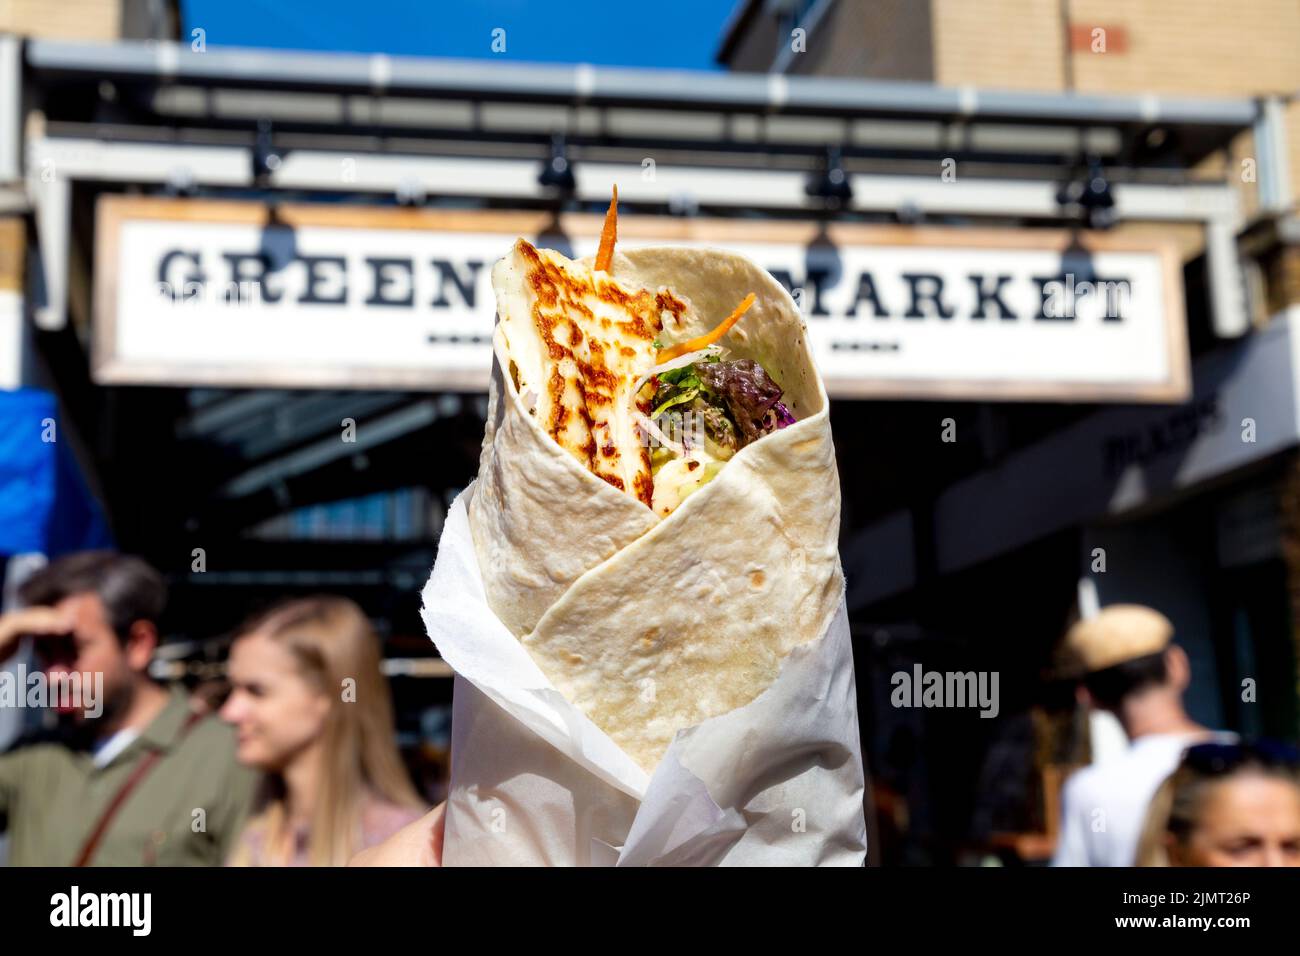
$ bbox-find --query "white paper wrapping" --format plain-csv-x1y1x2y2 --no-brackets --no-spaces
421,481,868,866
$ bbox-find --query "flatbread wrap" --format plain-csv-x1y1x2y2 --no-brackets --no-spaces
466,198,845,774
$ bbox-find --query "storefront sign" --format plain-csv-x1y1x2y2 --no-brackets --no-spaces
94,197,1188,399
846,306,1300,606
936,307,1300,573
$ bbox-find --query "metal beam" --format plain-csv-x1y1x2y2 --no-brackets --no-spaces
27,174,69,330
29,136,250,186
1256,96,1295,216
218,399,440,499
178,390,294,439
1206,217,1251,338
25,38,1260,130
28,134,1242,222
0,36,21,185
26,132,1253,338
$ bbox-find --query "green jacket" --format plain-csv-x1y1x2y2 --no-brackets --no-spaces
0,686,258,866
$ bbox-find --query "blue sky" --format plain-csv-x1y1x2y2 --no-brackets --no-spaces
181,0,742,70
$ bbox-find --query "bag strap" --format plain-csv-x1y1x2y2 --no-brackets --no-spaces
73,709,208,867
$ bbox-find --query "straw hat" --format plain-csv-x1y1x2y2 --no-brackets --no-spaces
1062,604,1173,675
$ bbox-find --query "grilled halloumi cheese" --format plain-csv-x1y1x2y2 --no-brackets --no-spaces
491,238,689,509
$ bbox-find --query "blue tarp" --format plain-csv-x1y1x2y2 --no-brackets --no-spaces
0,389,112,557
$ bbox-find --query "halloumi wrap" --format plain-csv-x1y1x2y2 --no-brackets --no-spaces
422,213,866,865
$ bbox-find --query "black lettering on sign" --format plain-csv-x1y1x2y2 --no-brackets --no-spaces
430,259,482,309
766,268,839,317
223,252,282,303
968,274,1014,320
902,274,953,319
157,250,204,302
366,257,414,307
803,268,832,316
844,272,888,319
297,255,347,305
1034,275,1070,320
1102,397,1221,479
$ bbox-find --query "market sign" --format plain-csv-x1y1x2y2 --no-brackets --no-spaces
93,196,1189,400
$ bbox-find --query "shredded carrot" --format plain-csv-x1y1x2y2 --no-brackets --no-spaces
656,293,756,363
594,184,618,272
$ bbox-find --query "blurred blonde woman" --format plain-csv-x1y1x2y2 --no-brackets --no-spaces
1136,740,1300,867
220,597,426,866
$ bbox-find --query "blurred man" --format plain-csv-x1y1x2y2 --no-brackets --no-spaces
0,551,256,865
1051,604,1233,867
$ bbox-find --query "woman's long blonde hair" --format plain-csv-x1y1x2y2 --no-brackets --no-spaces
228,596,424,866
1135,771,1183,867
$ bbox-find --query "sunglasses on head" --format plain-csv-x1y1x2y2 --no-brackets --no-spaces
1183,739,1300,775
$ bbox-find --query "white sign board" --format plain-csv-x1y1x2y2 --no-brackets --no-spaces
94,198,1188,400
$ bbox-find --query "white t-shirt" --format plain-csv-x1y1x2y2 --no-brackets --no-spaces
1051,730,1236,867
90,728,140,769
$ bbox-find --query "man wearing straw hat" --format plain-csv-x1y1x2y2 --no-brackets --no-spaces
1050,604,1234,867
